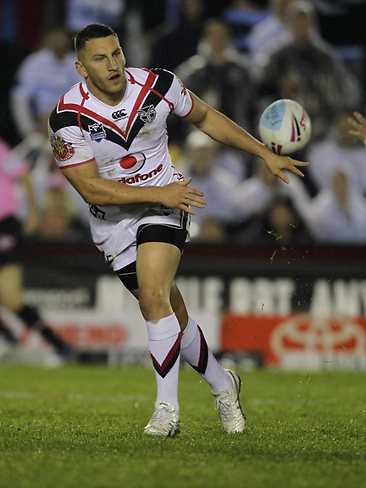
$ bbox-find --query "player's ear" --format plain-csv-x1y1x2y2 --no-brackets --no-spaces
75,60,88,79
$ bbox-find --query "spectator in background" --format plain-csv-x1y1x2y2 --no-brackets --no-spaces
258,0,361,141
312,0,366,105
11,27,80,141
66,0,125,34
308,109,366,194
233,160,366,245
9,26,83,226
39,170,89,242
244,195,313,246
286,170,366,244
231,161,282,225
0,138,74,362
230,160,313,243
222,0,268,52
147,0,205,142
196,217,229,243
149,0,204,71
177,18,256,133
246,0,292,66
181,130,237,241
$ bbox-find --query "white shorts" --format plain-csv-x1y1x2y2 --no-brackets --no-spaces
89,203,190,271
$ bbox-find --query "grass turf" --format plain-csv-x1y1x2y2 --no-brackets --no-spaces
0,365,365,488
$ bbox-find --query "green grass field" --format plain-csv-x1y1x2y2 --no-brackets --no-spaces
0,365,365,488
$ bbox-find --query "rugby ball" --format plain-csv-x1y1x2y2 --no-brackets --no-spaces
259,99,311,155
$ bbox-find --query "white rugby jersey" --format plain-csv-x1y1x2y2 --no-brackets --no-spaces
49,67,194,219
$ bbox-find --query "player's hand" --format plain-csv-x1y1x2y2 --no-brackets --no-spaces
348,112,366,146
160,178,206,215
262,150,309,184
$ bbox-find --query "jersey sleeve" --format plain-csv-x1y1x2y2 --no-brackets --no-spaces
48,107,94,169
166,71,194,118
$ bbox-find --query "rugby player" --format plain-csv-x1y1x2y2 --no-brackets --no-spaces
49,24,308,437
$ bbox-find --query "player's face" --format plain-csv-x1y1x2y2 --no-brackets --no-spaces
76,35,126,104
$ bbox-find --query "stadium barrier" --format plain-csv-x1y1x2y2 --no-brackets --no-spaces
8,242,366,370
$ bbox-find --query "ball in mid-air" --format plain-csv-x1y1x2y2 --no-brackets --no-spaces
259,99,311,155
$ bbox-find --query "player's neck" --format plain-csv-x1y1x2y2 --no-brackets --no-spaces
85,80,126,106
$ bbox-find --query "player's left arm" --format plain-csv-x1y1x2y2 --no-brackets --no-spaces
185,91,309,184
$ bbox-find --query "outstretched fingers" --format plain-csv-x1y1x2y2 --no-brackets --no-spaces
283,157,309,179
274,157,309,184
187,186,205,198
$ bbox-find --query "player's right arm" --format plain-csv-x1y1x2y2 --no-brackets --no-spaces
185,92,308,184
61,161,206,215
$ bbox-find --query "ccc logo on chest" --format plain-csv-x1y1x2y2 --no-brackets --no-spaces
119,152,146,174
112,109,128,120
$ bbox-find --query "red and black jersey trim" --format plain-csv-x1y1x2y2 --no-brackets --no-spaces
50,69,175,151
190,325,208,375
123,68,175,145
150,333,182,378
49,106,78,133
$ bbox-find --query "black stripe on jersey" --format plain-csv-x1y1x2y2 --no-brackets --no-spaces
51,108,136,149
49,107,79,132
149,68,175,89
122,69,175,147
50,107,126,148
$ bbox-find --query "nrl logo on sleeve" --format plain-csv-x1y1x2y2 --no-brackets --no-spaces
137,105,156,124
50,135,74,161
88,122,106,142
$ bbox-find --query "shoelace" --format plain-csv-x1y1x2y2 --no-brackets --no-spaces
216,396,240,419
149,403,174,424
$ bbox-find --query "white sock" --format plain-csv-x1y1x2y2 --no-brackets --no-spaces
181,316,232,394
146,313,181,413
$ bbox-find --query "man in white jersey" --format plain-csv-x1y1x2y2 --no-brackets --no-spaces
48,24,308,437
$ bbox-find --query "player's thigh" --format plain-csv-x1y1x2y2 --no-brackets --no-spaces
136,241,181,293
0,263,23,310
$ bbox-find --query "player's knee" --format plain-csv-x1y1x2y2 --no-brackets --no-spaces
138,285,169,319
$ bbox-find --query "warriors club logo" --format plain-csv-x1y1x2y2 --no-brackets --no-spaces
137,105,156,124
50,135,74,161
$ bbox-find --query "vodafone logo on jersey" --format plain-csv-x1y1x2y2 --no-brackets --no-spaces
119,164,163,184
118,152,163,184
119,152,146,174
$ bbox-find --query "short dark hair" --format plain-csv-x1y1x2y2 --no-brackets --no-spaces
74,24,118,54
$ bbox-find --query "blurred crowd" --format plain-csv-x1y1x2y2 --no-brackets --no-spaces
1,0,366,248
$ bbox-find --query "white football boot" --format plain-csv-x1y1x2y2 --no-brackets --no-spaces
144,401,180,437
213,369,246,434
